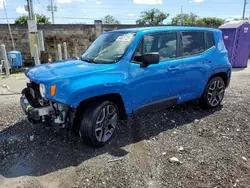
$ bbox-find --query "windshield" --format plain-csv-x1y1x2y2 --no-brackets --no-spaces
81,32,136,64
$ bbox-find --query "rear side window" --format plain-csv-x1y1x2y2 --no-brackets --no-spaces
206,32,215,49
182,32,205,56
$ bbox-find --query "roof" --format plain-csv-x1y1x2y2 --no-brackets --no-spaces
219,20,250,29
109,26,219,34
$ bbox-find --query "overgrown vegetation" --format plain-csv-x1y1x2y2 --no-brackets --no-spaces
136,9,169,26
171,12,224,26
135,9,224,26
15,14,51,24
102,15,120,24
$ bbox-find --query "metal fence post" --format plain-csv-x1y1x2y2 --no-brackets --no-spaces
58,44,62,60
63,42,68,59
1,44,10,76
38,30,45,52
34,44,41,66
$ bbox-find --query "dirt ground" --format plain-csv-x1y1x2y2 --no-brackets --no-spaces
0,67,250,188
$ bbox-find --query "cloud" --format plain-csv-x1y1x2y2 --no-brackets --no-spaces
0,0,6,9
133,0,163,4
96,0,102,4
189,0,204,3
76,0,86,2
57,0,72,3
16,6,27,14
128,13,136,17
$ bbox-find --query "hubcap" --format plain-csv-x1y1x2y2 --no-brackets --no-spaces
95,105,118,142
207,80,225,107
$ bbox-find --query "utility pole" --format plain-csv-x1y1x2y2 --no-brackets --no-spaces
27,0,34,20
50,0,54,24
3,0,15,50
47,0,57,24
27,0,32,20
243,0,247,19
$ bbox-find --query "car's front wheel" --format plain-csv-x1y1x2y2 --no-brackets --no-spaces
78,101,119,147
200,77,225,108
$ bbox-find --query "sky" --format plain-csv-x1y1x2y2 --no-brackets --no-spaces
0,0,248,24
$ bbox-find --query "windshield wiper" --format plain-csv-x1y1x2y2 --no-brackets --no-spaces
80,57,97,64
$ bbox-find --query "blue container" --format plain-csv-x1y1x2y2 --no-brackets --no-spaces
7,51,23,68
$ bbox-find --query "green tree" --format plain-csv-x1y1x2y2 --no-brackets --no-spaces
171,12,198,25
196,17,224,26
102,15,120,24
15,14,51,24
136,9,169,26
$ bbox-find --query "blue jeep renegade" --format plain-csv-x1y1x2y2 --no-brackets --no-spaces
21,27,232,147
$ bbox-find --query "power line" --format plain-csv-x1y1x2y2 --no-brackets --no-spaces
36,0,47,11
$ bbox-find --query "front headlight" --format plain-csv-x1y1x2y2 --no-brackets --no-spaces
39,84,46,98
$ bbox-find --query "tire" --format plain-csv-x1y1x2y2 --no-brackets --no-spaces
77,101,119,147
200,77,225,108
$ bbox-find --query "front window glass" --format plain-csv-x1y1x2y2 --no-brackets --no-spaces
133,32,177,63
81,32,135,64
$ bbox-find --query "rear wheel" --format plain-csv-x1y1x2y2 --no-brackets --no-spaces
200,77,225,108
77,101,119,147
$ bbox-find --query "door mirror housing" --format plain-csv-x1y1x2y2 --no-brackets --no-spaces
141,52,160,67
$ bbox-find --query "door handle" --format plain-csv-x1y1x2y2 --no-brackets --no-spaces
204,60,212,64
168,67,180,71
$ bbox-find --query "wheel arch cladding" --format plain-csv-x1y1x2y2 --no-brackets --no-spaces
209,72,228,86
75,93,127,120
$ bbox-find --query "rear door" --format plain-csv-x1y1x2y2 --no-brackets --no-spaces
179,31,213,101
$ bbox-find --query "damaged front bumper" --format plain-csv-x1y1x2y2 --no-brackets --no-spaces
20,88,75,130
20,94,55,121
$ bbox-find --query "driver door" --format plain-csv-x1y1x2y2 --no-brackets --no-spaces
129,32,182,112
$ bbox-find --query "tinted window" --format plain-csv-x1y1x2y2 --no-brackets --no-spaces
206,32,215,49
182,32,205,56
133,32,177,62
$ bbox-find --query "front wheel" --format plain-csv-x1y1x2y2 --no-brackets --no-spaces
78,101,119,147
200,77,225,108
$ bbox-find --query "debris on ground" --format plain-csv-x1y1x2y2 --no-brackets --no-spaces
169,157,182,164
29,135,34,142
1,68,250,187
242,156,247,161
107,157,124,163
177,146,184,151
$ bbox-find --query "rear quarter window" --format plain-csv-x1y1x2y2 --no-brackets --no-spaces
206,31,215,49
182,32,205,56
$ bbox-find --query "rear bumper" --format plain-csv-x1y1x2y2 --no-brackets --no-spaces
20,91,55,121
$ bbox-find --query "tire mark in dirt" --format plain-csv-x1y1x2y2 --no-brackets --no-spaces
128,117,161,188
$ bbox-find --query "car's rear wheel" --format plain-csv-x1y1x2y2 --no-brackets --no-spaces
200,77,225,108
77,101,119,147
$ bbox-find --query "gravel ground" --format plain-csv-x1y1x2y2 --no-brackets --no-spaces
0,67,250,188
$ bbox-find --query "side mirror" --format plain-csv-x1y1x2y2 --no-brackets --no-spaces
141,52,160,67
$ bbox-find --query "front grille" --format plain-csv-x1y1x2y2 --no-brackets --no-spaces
26,81,43,107
27,82,42,98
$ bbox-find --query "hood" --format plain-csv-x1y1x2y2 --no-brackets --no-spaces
25,60,110,83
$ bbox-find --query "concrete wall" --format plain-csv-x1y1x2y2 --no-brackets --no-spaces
0,22,218,66
0,22,136,65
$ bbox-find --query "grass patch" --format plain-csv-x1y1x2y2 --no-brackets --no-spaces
0,75,5,80
11,72,25,79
